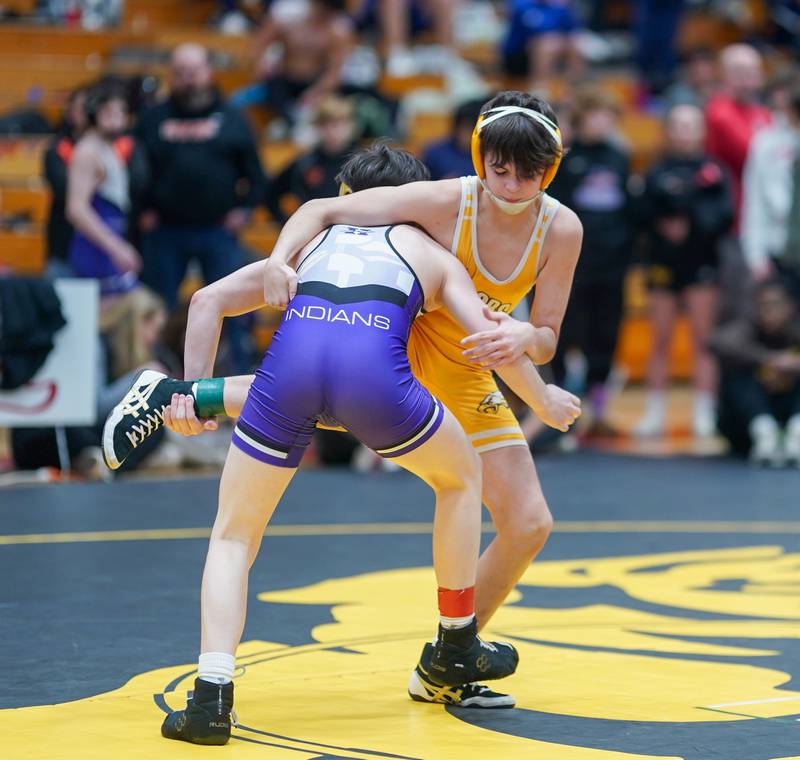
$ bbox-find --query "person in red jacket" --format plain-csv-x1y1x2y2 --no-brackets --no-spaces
704,44,772,320
705,44,771,225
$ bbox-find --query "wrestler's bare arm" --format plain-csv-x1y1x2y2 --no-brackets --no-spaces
437,256,579,431
184,232,326,379
461,206,584,369
394,225,580,432
263,180,460,307
527,206,583,363
183,262,266,380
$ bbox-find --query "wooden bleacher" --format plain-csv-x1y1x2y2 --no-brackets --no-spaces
0,229,45,274
122,0,217,32
0,7,741,378
0,138,48,184
620,112,664,172
0,186,50,224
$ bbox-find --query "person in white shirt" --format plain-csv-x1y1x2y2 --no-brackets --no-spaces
740,77,800,281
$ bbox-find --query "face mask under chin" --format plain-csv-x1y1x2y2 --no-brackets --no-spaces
481,181,540,215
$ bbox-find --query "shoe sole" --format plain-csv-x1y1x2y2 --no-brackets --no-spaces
102,369,167,471
407,671,515,709
408,690,515,709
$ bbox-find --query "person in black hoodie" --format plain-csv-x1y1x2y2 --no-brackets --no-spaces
263,95,358,224
135,43,266,372
42,87,89,273
711,277,800,466
549,87,632,436
635,103,734,438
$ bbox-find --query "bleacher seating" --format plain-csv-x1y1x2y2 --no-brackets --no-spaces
0,5,743,377
0,138,48,184
0,229,45,274
0,185,50,224
122,0,218,32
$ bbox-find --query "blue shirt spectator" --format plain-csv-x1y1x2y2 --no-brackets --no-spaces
502,0,581,77
421,99,483,181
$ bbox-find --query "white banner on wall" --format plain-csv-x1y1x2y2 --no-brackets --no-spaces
0,279,98,427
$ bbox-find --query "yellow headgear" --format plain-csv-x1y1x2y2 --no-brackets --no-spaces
471,105,562,190
338,182,352,196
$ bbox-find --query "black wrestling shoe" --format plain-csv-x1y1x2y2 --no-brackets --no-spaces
408,641,515,708
161,678,234,746
102,370,190,470
427,619,518,687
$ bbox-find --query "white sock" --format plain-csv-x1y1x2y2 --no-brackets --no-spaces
198,652,235,685
785,415,800,455
440,613,475,629
694,391,715,415
749,414,778,439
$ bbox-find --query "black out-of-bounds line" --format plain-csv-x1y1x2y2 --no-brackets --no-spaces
161,668,198,694
153,693,422,759
232,733,364,756
153,693,171,714
236,722,424,760
159,631,425,691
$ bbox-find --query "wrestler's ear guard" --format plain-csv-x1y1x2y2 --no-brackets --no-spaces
470,113,487,180
471,107,563,190
338,182,352,196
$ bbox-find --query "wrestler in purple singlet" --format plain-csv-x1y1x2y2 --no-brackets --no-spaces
233,224,443,467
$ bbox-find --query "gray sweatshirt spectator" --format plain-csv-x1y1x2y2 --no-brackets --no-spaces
740,82,800,280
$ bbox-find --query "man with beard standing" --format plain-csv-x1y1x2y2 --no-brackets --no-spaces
136,43,265,372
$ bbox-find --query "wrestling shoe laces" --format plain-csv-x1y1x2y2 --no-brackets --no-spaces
103,370,184,470
121,377,166,449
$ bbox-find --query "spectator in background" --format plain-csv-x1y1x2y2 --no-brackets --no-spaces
421,98,482,180
768,0,800,55
66,82,141,298
501,0,584,93
11,287,173,475
264,95,359,223
361,0,459,76
635,104,734,438
43,86,88,273
635,0,685,96
136,43,265,374
712,278,800,467
549,87,631,436
212,0,270,34
705,44,771,320
235,0,354,135
662,47,718,112
705,44,771,222
741,79,800,284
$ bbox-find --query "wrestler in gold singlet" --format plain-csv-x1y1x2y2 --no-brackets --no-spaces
409,175,560,453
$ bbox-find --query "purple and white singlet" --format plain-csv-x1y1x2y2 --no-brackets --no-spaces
232,225,443,467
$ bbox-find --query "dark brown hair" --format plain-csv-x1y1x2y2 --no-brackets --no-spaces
337,140,430,191
479,91,560,180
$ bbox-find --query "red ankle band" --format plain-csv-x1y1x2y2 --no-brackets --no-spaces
437,586,475,618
